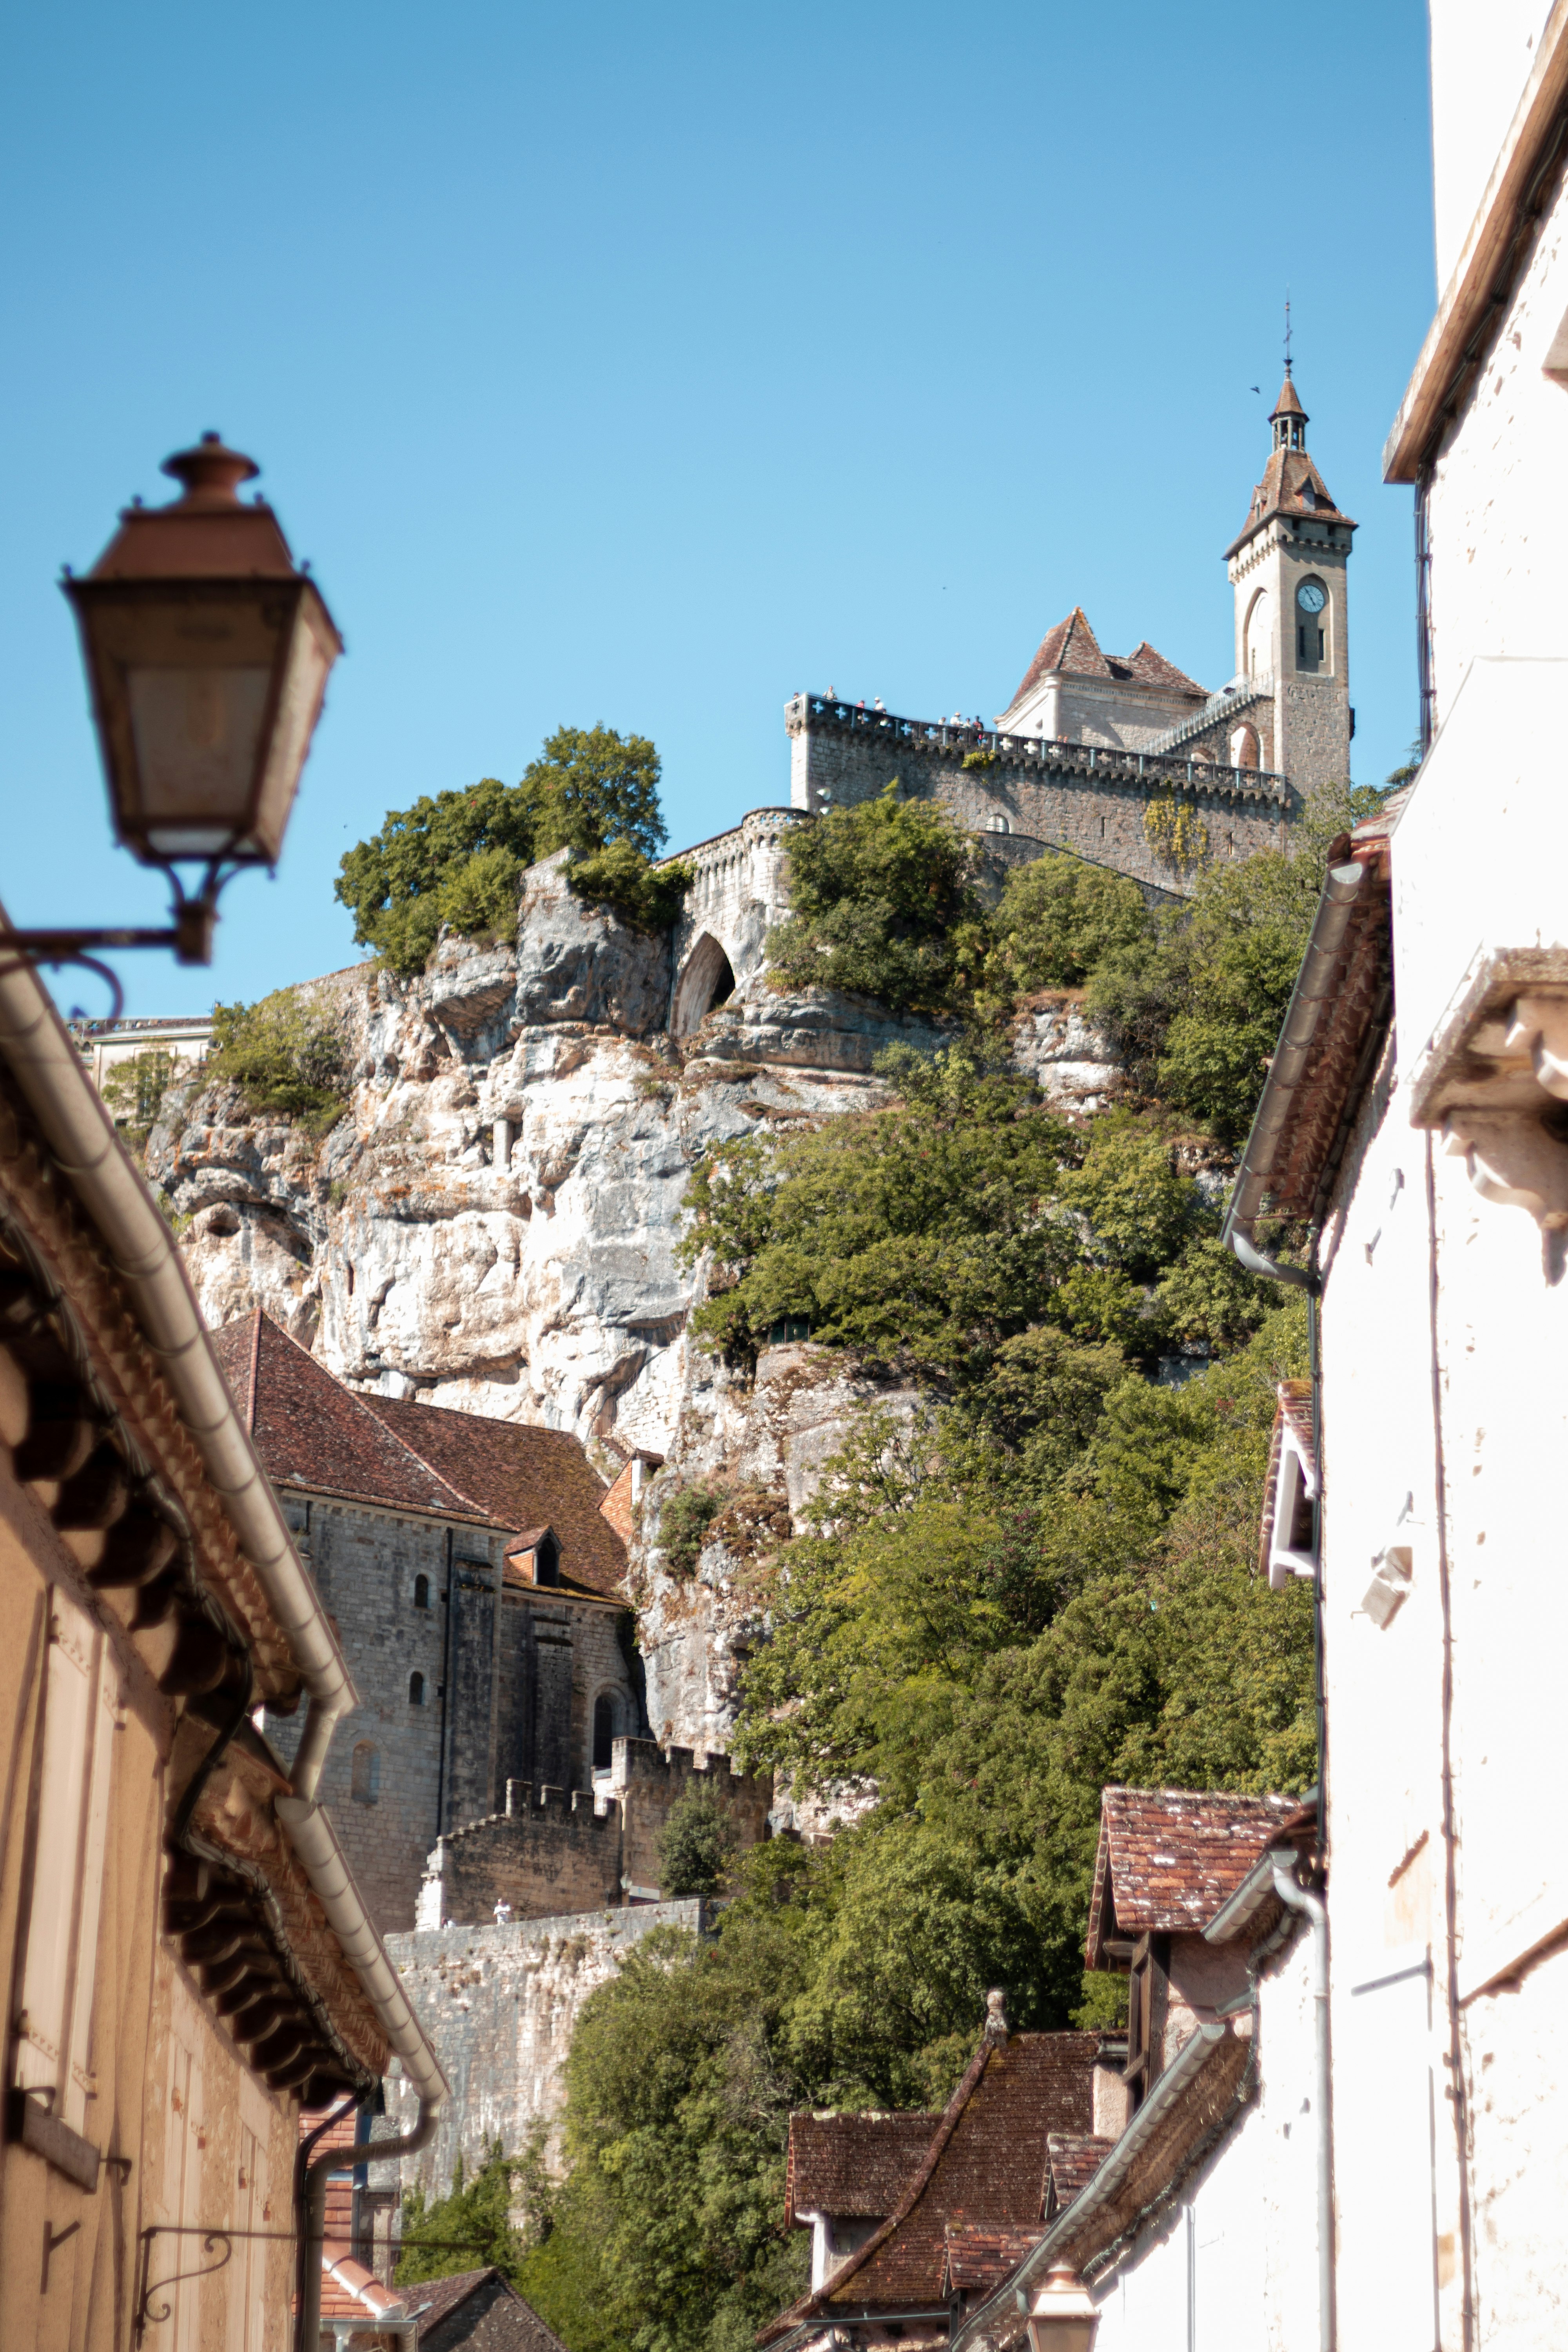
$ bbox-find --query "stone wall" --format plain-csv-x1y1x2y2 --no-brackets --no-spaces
264,1496,642,1935
378,1901,714,2194
416,1737,773,1924
784,695,1296,894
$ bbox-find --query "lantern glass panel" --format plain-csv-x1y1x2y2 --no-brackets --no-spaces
247,591,338,862
128,664,273,854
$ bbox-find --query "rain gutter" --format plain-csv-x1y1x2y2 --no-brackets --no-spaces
1220,858,1370,1290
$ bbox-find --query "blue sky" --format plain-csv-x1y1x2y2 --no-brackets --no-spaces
0,0,1435,1019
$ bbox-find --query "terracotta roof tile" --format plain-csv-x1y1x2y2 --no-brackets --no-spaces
942,2224,1047,2292
1247,838,1393,1221
1270,368,1306,421
211,1313,475,1518
211,1312,628,1599
1006,607,1112,708
1045,2132,1115,2216
786,2111,940,2224
763,2033,1096,2336
367,1396,626,1599
1109,642,1207,699
1084,1788,1302,1968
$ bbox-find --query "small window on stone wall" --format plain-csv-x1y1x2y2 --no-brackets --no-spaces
414,1574,430,1610
351,1742,381,1805
409,1671,425,1706
593,1693,616,1771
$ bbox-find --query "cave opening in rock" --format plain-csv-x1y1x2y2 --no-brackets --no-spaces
672,933,737,1037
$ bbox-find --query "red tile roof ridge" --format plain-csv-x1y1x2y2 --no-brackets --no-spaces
761,2042,995,2339
1085,1786,1304,1967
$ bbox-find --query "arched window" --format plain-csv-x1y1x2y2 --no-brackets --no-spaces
1244,588,1272,681
1229,723,1261,771
351,1742,380,1805
984,812,1011,834
408,1671,425,1706
414,1573,430,1610
593,1693,617,1771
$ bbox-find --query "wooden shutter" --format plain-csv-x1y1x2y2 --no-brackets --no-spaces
12,1591,121,2143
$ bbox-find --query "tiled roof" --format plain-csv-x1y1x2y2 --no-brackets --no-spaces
1084,1788,1302,1968
1227,447,1357,554
943,2225,1047,2293
762,2032,1096,2336
1243,834,1393,1222
1045,2133,1115,2216
786,2111,940,2224
1109,641,1206,699
367,1396,626,1599
1258,1381,1316,1574
211,1311,628,1599
212,1313,477,1518
1270,368,1306,420
1006,607,1112,708
403,2267,570,2352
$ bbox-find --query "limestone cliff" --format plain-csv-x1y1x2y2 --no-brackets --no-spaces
147,846,1121,1753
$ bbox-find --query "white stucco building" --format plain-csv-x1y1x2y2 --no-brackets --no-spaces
1221,8,1568,2342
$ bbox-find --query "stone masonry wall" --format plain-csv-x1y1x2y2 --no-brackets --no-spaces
784,697,1296,894
416,1736,773,1923
421,1786,626,1924
264,1497,641,1935
378,1901,713,2194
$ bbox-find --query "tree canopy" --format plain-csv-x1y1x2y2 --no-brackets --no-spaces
334,725,665,976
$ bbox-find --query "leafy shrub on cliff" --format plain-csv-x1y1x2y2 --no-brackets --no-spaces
101,1047,179,1155
397,2140,529,2289
986,851,1151,993
567,837,693,934
207,993,347,1134
765,784,982,1012
336,725,666,976
656,1787,739,1896
1087,781,1391,1141
682,1047,1261,1381
658,1482,727,1575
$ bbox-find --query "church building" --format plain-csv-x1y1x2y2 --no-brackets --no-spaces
784,370,1355,900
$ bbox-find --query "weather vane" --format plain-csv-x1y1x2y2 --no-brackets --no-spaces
1285,293,1292,375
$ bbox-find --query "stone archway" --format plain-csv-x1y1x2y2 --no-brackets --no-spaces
671,932,737,1038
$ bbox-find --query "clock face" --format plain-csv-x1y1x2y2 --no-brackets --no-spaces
1297,581,1327,615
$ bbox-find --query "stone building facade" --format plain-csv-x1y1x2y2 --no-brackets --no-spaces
215,1309,646,1933
773,374,1352,907
417,1738,772,1924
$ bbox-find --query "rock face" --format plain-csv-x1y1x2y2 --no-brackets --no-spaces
147,847,1120,1750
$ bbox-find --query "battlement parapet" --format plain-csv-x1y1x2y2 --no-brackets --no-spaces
786,693,1288,806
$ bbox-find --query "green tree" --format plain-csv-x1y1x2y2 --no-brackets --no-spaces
986,851,1151,995
655,1787,739,1896
335,726,666,978
207,993,347,1134
765,786,982,1013
397,2141,528,2288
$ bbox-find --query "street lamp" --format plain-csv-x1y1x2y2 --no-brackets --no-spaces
1022,2266,1100,2352
5,432,341,999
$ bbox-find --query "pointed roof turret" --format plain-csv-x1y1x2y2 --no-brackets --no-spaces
1227,368,1356,557
1270,367,1308,452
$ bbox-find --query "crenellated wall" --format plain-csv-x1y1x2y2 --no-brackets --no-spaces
783,694,1298,895
415,1736,773,1925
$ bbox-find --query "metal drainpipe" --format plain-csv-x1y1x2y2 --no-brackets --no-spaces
1272,1859,1333,2352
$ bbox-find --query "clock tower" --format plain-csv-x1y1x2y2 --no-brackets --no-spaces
1225,368,1356,799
